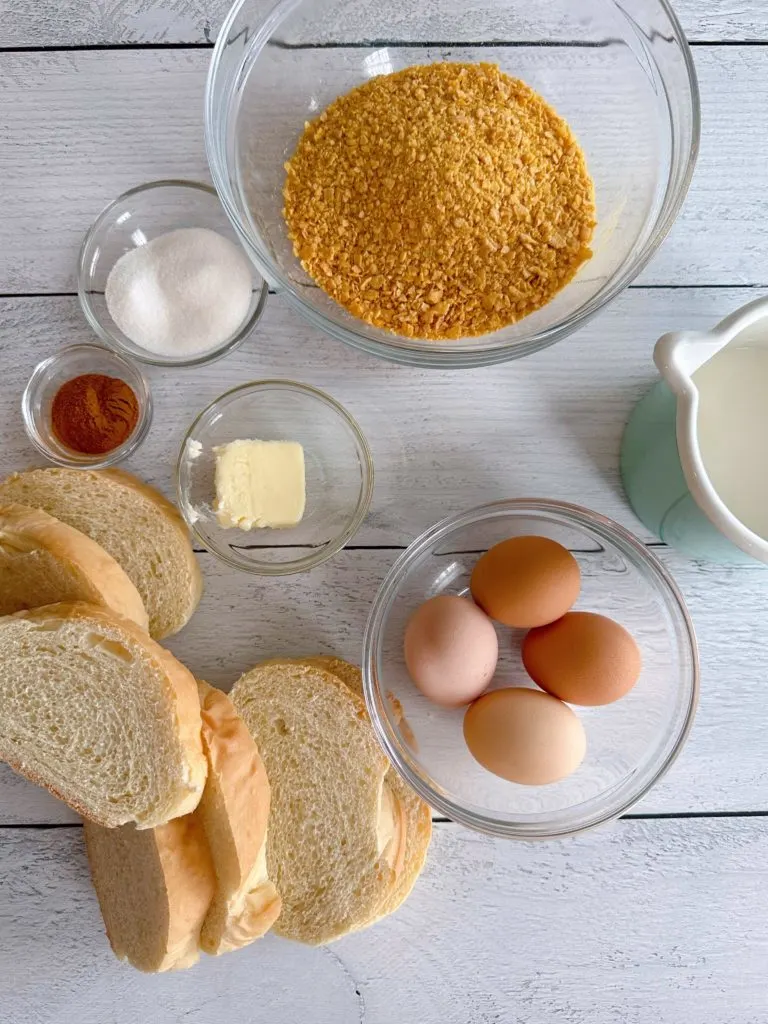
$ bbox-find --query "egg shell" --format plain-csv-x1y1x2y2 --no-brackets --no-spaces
404,594,498,707
470,536,580,629
522,611,642,707
463,687,586,786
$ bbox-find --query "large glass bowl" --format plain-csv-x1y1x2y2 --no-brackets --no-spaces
363,500,699,838
206,0,699,368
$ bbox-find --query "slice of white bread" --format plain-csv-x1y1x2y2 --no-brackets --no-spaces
84,683,279,973
230,660,401,945
0,602,206,827
196,681,282,955
0,468,202,639
0,503,148,631
84,814,216,973
303,656,432,922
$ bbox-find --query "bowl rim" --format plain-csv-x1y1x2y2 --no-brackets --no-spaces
362,498,700,839
21,342,153,469
175,378,375,575
205,0,701,368
77,178,270,369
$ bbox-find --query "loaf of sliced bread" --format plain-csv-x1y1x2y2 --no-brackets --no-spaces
84,814,216,973
0,468,202,639
0,602,206,827
303,656,432,922
0,503,148,631
196,681,282,955
231,660,402,945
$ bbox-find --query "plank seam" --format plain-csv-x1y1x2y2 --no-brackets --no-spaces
190,543,669,555
3,285,768,301
4,810,768,830
0,39,764,55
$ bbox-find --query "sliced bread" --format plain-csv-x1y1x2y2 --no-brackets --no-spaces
230,660,400,945
0,468,202,639
84,814,216,973
196,681,282,955
0,503,148,631
85,682,280,973
303,656,432,922
0,602,206,827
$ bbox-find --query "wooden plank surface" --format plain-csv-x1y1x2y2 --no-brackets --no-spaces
2,818,768,1023
2,287,768,823
0,46,767,293
2,1,768,1017
2,541,766,824
1,0,765,47
3,286,766,548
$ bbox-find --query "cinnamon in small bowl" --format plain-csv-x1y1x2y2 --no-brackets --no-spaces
22,344,152,469
51,373,140,456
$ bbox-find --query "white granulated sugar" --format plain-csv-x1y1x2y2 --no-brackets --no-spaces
105,227,254,358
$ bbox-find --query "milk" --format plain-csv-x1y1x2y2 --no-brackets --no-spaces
694,343,768,540
624,298,768,564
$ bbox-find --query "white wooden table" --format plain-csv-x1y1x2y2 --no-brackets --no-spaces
2,2,768,1020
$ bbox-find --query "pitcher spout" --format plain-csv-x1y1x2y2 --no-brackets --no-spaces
655,330,723,397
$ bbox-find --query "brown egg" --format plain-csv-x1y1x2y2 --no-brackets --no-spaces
463,687,586,785
522,611,642,706
404,595,498,707
470,536,581,628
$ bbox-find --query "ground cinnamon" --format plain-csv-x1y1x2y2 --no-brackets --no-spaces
51,373,139,455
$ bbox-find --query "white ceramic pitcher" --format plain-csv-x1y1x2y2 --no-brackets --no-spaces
621,296,768,564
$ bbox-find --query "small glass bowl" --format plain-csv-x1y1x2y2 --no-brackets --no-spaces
21,344,152,469
78,179,269,368
177,380,374,574
363,499,699,839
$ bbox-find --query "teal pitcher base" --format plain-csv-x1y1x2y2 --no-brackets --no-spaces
621,380,755,564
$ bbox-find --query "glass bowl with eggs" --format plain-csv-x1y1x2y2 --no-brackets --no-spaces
363,499,699,839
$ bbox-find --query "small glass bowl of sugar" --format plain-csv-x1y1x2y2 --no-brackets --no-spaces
78,179,269,368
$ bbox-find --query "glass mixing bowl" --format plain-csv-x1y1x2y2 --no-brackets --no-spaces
206,0,700,368
363,500,699,838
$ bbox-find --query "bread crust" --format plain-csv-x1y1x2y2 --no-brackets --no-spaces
0,468,203,639
84,814,216,973
85,683,281,972
231,659,394,944
0,502,148,630
102,468,204,627
152,815,217,971
196,681,281,954
301,655,432,922
0,602,206,828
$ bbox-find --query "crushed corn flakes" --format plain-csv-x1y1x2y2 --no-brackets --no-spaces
283,62,596,341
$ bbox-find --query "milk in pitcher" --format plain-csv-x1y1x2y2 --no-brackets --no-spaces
694,343,768,540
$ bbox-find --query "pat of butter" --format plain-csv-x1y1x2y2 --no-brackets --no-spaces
213,439,306,530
